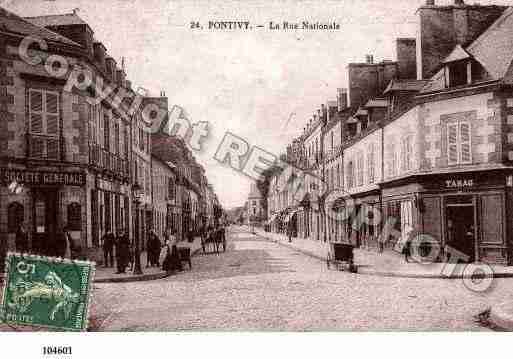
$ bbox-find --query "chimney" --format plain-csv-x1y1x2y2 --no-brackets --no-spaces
365,54,374,64
106,57,117,83
337,88,348,111
93,42,107,73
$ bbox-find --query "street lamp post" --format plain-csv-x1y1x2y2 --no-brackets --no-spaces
133,184,143,275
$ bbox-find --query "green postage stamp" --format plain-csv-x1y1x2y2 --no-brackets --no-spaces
1,252,95,331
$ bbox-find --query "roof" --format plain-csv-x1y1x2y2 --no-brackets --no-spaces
25,12,88,27
355,108,368,116
420,6,513,92
466,7,513,82
384,79,430,94
364,98,388,108
0,7,81,47
442,44,471,64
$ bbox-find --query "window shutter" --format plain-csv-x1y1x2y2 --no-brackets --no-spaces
45,92,59,135
447,124,458,165
29,90,43,134
459,122,472,164
98,107,104,147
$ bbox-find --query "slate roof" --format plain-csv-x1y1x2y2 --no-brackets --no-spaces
0,6,80,46
384,79,430,94
466,7,513,81
421,6,513,92
25,12,88,27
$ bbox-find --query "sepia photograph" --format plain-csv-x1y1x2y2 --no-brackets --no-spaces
1,0,513,355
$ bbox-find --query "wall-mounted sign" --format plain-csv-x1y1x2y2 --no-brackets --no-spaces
1,168,86,187
445,179,474,189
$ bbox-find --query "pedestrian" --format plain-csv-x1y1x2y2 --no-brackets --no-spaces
102,231,115,267
115,230,130,274
403,238,411,263
65,227,78,259
187,229,195,243
162,230,182,272
15,222,29,253
146,230,161,267
55,227,68,258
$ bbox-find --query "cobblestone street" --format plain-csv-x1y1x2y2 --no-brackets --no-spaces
85,226,513,331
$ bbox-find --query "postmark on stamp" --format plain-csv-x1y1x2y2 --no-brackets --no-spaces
0,252,95,331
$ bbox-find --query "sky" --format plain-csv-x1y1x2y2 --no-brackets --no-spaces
3,0,512,209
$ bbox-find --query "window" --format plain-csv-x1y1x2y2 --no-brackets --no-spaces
388,142,397,177
402,135,413,172
124,126,129,159
367,144,375,184
67,202,82,231
336,164,340,189
448,61,469,88
114,121,119,155
447,122,472,165
169,179,176,200
103,114,110,151
346,161,354,189
7,202,24,233
28,89,60,159
357,151,364,186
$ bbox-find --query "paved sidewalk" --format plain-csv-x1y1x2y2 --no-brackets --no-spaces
255,229,513,279
0,238,204,284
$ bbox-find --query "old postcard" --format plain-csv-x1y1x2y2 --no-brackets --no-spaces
1,0,513,356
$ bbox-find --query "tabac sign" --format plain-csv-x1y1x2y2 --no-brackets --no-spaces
1,168,86,187
445,178,474,189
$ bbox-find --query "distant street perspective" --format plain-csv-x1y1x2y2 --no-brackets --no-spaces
86,226,512,331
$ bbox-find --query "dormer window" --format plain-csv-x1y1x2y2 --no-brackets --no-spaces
447,60,471,88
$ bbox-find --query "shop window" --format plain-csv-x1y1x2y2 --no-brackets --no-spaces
7,202,24,233
67,202,82,231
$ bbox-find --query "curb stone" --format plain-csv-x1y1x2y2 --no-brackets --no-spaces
255,232,513,279
94,245,203,283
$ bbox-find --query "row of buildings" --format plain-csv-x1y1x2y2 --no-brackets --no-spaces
0,7,223,261
262,0,513,265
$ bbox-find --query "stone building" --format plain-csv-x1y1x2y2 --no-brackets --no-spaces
0,8,141,258
264,0,513,265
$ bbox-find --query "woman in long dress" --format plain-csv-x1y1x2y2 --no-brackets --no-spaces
162,231,182,272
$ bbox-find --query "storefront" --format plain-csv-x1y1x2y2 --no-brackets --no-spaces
381,169,513,265
1,167,87,255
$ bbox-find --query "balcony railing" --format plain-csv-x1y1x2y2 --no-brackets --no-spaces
26,133,63,161
89,144,129,179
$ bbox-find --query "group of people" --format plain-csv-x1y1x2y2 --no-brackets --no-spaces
101,230,131,274
15,223,78,259
102,228,186,274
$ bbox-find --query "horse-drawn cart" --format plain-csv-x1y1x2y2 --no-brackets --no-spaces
326,242,357,273
201,227,226,254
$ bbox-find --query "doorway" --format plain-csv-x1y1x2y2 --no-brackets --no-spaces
32,188,58,256
445,196,476,262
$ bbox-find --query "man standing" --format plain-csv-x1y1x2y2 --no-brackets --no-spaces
115,230,130,274
15,223,29,253
102,231,115,267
